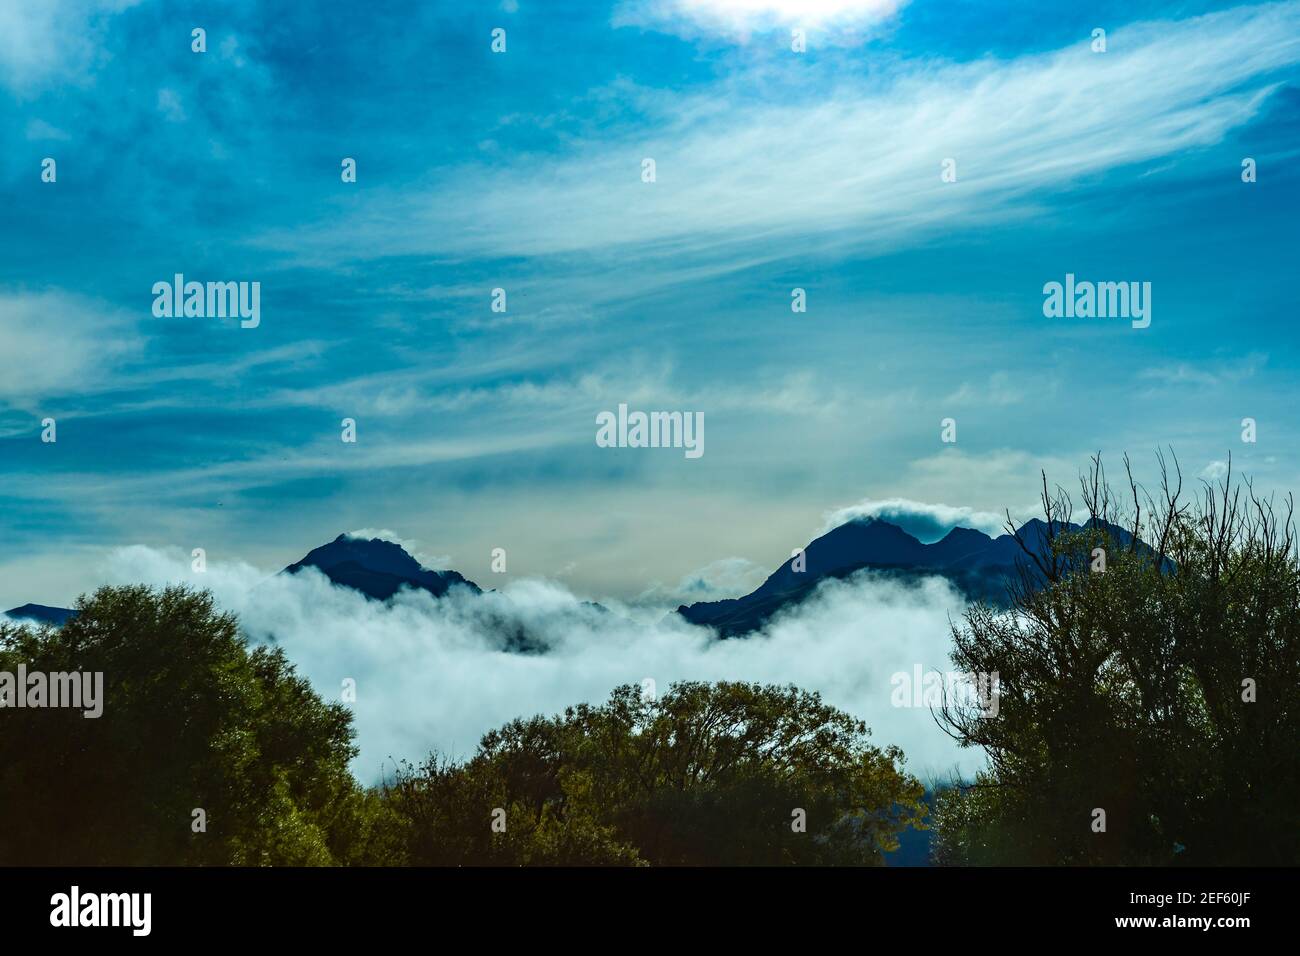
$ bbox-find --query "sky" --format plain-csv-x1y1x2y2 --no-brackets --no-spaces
2,0,1300,613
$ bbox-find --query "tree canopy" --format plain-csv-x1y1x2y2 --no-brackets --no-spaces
0,584,395,865
934,454,1300,865
386,680,925,866
0,585,922,866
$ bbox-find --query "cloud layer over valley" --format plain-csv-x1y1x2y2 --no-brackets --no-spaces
104,545,986,784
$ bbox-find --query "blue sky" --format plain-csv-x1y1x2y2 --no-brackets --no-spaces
2,0,1299,609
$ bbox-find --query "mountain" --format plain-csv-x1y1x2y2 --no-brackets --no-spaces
6,520,1136,635
4,535,485,627
282,533,482,601
676,517,1130,637
3,603,78,626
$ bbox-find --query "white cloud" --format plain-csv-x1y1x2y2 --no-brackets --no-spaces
262,2,1300,282
156,88,186,123
943,371,1027,408
0,290,141,408
1139,354,1265,390
103,546,988,783
346,529,453,569
24,118,70,141
640,555,772,605
821,496,1007,541
0,0,141,95
902,449,1081,521
614,0,906,40
1200,460,1230,482
263,364,839,422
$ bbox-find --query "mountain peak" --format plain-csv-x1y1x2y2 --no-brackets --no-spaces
3,603,78,626
676,513,1098,636
283,534,480,601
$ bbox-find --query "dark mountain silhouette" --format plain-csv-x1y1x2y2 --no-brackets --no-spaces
282,534,481,601
3,604,78,625
5,535,485,628
676,516,1136,637
280,534,601,653
8,519,1138,636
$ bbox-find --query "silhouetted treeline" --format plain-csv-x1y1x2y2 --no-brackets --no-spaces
934,454,1300,865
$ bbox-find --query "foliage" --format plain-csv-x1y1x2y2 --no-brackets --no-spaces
934,454,1300,865
385,681,926,866
0,586,922,865
0,585,381,865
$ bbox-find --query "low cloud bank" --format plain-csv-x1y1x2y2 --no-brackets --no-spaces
106,546,987,783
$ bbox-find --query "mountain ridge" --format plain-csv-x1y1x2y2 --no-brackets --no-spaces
6,518,1137,633
1,603,79,626
675,515,1135,636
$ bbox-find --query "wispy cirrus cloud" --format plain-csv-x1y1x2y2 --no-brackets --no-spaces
5,0,1300,613
943,371,1029,408
0,290,142,408
1139,353,1266,389
260,2,1300,281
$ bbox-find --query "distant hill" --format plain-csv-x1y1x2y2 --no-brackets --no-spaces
7,519,1137,638
3,604,78,626
5,535,484,628
676,516,1134,637
283,533,482,601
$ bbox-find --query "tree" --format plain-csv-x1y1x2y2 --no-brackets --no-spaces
386,681,925,865
934,453,1300,865
0,585,389,865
